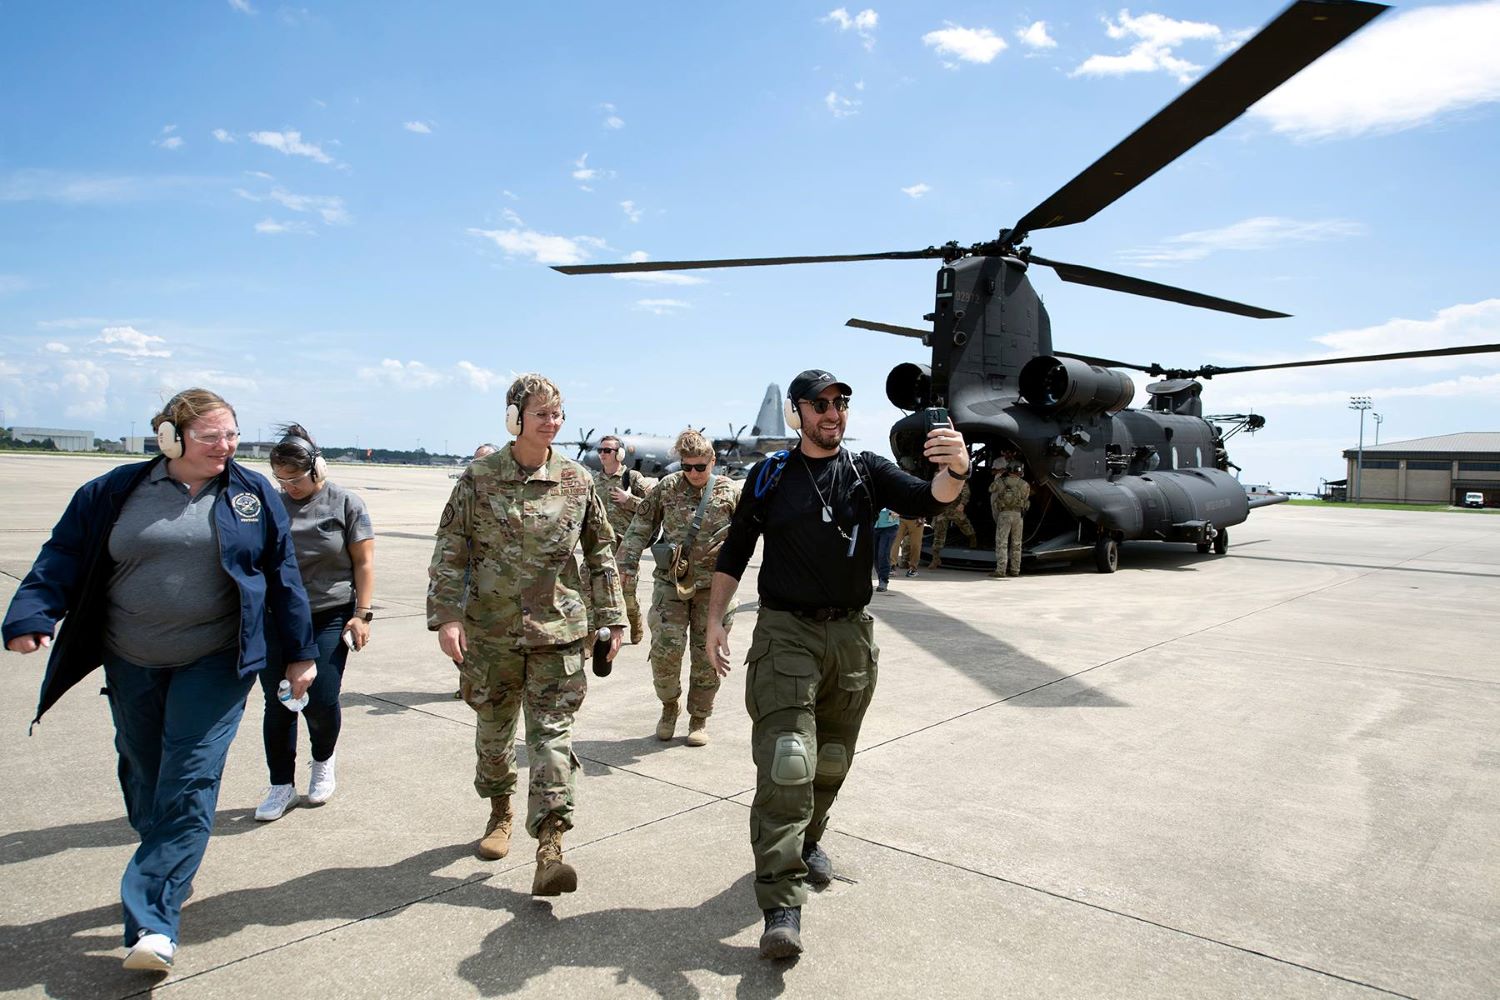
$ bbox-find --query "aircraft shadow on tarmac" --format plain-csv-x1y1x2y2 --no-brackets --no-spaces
0,845,786,1000
343,689,468,716
0,808,260,868
868,596,1128,709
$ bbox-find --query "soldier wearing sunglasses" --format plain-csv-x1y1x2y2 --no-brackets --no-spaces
706,368,970,960
616,429,739,746
592,435,656,644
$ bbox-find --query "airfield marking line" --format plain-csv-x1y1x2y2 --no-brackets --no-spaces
0,568,22,584
116,800,733,999
833,831,1422,1000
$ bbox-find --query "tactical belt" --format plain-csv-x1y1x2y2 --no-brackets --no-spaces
759,597,864,622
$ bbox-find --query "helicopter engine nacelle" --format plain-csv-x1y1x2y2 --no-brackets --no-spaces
1018,356,1134,415
886,362,933,411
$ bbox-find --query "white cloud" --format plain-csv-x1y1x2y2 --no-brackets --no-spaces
0,170,205,204
601,103,626,129
358,358,445,390
60,360,111,417
923,24,1007,65
248,129,337,166
153,124,183,151
1119,216,1365,267
228,0,256,12
456,360,502,391
572,153,614,190
37,316,134,330
1316,299,1500,357
237,186,350,225
95,325,171,358
467,226,607,266
0,359,23,377
901,182,931,199
43,342,70,353
500,207,524,226
403,120,433,134
212,128,236,143
502,189,519,200
636,298,691,315
621,200,643,223
254,217,316,235
1072,10,1223,84
824,8,878,50
1251,2,1500,141
0,274,29,295
1017,20,1057,49
825,90,861,117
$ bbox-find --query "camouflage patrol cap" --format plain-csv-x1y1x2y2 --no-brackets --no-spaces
788,369,853,400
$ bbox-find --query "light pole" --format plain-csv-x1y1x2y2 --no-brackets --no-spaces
1373,412,1383,445
130,420,135,452
1349,396,1372,503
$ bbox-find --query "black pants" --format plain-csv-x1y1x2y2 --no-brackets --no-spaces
259,604,351,785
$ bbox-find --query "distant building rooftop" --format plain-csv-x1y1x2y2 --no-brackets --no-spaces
1343,432,1500,460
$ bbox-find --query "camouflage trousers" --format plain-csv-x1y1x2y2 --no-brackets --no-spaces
890,518,923,571
648,581,735,718
744,608,878,909
993,509,1024,576
457,633,587,837
932,509,977,553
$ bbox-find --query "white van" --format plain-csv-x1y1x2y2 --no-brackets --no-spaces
1463,491,1485,508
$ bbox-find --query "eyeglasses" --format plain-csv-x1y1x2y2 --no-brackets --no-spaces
681,462,711,473
802,396,850,414
526,409,565,424
596,447,619,454
187,429,241,446
274,470,311,485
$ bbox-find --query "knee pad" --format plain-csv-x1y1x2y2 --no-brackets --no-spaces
771,733,813,786
816,742,849,779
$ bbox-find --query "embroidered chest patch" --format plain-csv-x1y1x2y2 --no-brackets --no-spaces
231,493,262,520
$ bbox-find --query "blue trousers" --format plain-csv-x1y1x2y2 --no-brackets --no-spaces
258,605,350,785
873,524,898,585
103,648,254,946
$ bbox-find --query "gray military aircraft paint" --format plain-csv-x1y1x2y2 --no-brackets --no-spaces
572,382,798,478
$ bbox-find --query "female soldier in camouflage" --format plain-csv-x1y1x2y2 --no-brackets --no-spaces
616,429,740,746
427,374,625,896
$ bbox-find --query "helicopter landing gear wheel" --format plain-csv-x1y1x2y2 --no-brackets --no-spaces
1094,536,1119,574
1214,526,1229,555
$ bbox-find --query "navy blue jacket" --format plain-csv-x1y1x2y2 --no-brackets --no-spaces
2,457,318,726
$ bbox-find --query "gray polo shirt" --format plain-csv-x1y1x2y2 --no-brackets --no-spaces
280,482,374,613
105,462,239,668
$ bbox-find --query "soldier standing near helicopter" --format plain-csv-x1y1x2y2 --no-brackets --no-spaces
705,369,969,961
927,481,977,569
989,455,1030,579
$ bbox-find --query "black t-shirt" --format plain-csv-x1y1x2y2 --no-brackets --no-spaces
716,448,944,610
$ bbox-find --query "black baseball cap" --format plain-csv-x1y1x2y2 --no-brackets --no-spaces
788,369,853,401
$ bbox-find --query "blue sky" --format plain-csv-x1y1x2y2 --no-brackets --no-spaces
2,1,1497,492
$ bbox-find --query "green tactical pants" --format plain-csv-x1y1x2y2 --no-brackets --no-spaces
932,509,977,552
648,580,735,718
458,633,587,837
744,607,879,909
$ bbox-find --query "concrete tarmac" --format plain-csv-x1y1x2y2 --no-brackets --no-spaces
1,453,1496,999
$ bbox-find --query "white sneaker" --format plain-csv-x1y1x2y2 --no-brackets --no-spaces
255,783,299,821
123,931,175,971
307,753,337,805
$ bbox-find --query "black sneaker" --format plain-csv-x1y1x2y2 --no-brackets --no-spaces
875,581,888,592
905,569,918,578
801,841,832,886
759,906,803,960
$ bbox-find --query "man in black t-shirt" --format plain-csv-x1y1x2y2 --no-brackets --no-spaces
707,369,971,960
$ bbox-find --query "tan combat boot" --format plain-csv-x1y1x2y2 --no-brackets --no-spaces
477,797,513,860
656,699,680,741
686,716,709,747
928,556,943,570
532,815,577,896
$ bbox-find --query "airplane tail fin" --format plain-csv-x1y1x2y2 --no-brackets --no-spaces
751,383,784,437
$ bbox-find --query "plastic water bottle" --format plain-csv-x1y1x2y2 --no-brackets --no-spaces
590,627,613,677
277,678,309,713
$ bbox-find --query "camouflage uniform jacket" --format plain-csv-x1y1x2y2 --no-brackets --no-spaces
427,444,625,645
940,481,972,514
593,468,655,540
989,475,1031,512
616,472,739,594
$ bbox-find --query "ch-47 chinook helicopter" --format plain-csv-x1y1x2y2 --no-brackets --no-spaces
554,0,1500,572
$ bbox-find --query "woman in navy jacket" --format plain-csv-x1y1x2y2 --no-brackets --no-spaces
2,388,318,973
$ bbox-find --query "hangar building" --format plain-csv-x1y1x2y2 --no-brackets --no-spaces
1343,432,1500,506
12,426,94,452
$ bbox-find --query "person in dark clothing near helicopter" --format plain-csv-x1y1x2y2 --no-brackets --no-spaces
705,369,970,961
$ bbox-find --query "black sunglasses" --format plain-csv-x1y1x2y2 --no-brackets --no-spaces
681,462,710,472
597,447,619,454
803,396,850,414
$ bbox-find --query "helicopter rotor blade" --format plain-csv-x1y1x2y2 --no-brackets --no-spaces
845,318,931,339
1029,255,1289,319
1007,0,1388,244
1182,342,1500,378
553,248,949,276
